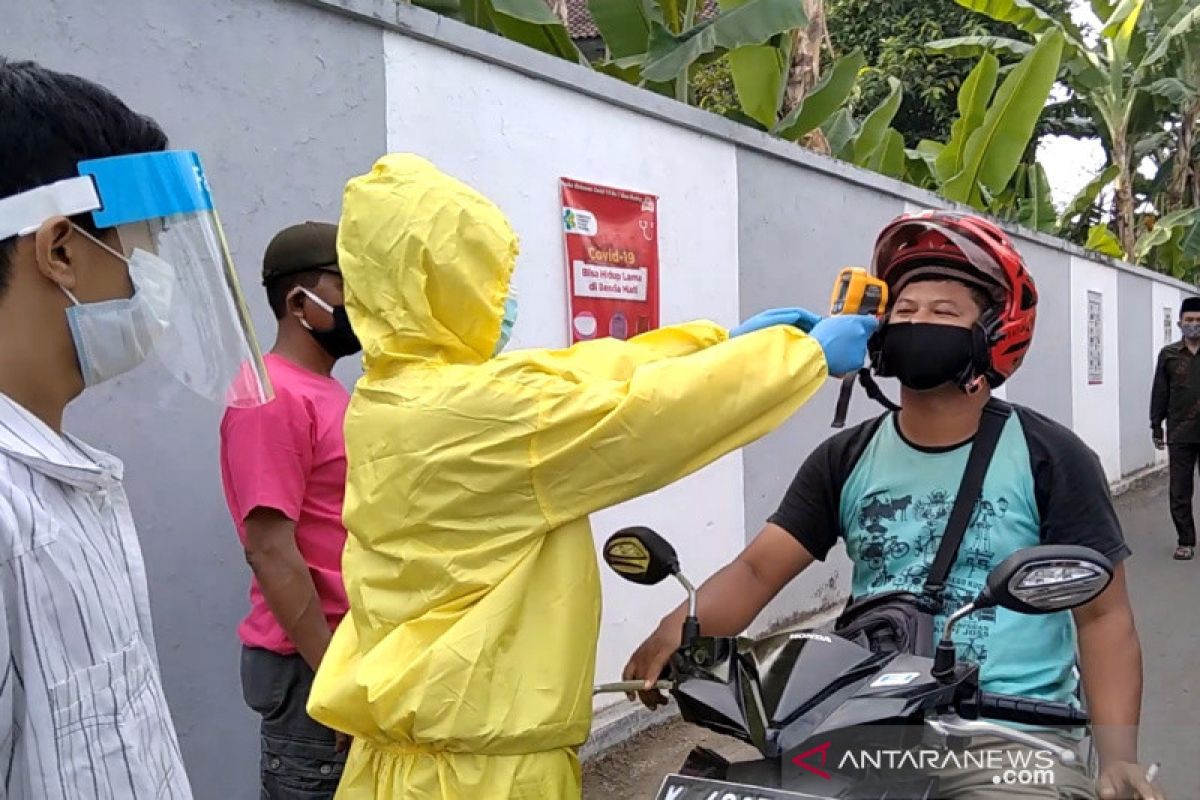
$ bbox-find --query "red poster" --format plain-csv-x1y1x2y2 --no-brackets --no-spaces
560,178,660,344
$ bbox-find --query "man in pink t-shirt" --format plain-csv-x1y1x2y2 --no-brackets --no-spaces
219,222,358,799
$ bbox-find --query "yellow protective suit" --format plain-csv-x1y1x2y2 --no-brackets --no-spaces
308,154,831,799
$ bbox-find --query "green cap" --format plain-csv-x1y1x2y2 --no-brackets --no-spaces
262,221,338,285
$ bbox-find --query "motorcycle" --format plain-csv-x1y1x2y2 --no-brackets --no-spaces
594,526,1114,800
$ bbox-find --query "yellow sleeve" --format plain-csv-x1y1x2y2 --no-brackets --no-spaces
529,326,829,526
512,321,727,383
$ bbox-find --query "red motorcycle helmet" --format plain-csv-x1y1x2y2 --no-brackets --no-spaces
870,211,1038,388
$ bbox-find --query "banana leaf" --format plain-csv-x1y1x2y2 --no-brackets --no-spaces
823,108,859,158
1087,224,1126,257
773,50,866,140
490,0,588,63
853,77,904,166
1057,165,1120,231
936,52,1000,183
870,129,909,179
1141,0,1200,70
926,36,1033,59
942,32,1064,207
641,0,807,82
1136,208,1200,262
1017,162,1056,232
588,0,657,59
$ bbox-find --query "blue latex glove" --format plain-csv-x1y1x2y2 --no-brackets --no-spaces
730,307,823,338
809,315,880,377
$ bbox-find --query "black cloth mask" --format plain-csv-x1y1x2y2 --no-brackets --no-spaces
308,304,362,359
874,322,976,391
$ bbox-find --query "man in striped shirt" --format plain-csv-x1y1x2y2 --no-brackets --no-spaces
0,60,271,797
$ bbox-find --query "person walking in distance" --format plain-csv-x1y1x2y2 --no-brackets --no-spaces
1151,296,1200,560
220,222,360,798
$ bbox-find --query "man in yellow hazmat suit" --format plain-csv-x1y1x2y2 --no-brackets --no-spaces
307,153,878,799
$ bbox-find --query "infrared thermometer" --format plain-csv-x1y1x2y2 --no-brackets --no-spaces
829,267,888,317
829,268,888,428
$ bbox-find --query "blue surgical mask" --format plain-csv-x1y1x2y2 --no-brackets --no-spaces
65,226,174,386
494,291,519,355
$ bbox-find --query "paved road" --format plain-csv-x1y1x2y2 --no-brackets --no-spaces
583,479,1200,798
1115,481,1199,800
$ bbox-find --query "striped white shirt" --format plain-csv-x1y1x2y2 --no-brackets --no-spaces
0,393,192,799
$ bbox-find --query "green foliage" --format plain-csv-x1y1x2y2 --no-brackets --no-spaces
641,0,808,82
825,0,1070,146
422,0,1200,277
940,31,1064,206
952,0,1200,272
1087,224,1126,257
773,50,867,140
690,58,741,115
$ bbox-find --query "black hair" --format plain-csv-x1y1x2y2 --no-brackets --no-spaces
266,271,325,320
0,58,168,297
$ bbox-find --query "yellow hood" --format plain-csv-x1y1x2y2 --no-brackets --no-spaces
337,154,518,365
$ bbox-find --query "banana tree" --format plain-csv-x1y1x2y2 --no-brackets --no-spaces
413,0,813,107
1150,4,1200,214
1057,164,1121,234
945,0,1200,260
1134,207,1200,276
987,160,1058,232
897,33,1065,214
417,0,590,63
783,74,907,170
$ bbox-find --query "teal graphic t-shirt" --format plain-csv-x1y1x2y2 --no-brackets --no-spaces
769,406,1130,707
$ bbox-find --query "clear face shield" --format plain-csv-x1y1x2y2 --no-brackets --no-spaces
0,151,272,407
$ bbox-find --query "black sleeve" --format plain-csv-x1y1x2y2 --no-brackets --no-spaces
768,416,885,561
1017,407,1132,564
1150,348,1170,433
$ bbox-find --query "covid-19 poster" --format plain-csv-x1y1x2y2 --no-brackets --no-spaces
560,178,660,344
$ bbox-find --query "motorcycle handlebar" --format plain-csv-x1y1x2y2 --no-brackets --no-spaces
976,692,1090,727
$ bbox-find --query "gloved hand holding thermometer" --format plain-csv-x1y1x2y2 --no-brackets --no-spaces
729,307,822,337
728,268,884,378
810,315,878,376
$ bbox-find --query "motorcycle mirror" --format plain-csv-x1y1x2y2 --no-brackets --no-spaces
976,545,1114,616
602,527,680,586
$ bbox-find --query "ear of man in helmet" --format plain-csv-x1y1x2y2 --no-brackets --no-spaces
868,212,1037,394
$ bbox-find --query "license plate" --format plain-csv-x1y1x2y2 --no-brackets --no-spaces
653,773,832,800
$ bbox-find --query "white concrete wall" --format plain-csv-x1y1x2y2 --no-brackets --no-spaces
1071,255,1123,480
382,31,747,710
1152,282,1184,465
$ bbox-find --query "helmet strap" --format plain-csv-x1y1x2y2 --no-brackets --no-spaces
831,368,900,427
954,310,1000,392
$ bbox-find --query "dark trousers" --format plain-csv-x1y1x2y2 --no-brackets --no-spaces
241,646,346,800
1168,443,1200,547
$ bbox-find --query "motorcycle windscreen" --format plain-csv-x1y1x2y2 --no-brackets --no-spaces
745,630,882,728
79,151,272,407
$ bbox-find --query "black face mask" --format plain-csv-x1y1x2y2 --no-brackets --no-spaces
874,322,976,391
308,305,362,359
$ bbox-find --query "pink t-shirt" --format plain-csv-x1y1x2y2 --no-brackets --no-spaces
219,354,352,654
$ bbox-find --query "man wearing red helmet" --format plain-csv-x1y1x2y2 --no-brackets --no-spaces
624,212,1157,799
